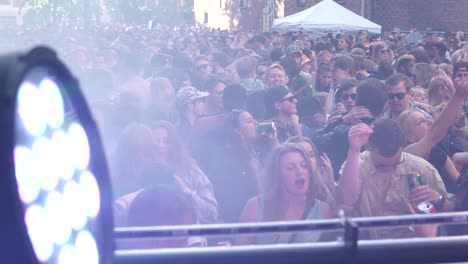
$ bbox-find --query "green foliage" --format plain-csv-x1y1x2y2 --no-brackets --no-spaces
106,0,150,24
23,0,101,25
107,0,194,25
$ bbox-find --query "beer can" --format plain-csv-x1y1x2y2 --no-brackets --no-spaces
257,121,276,133
417,201,436,214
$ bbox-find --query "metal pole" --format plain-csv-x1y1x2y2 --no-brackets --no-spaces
114,211,468,239
361,0,365,17
114,236,468,264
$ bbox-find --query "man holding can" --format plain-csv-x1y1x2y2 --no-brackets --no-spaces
263,85,301,143
336,118,451,239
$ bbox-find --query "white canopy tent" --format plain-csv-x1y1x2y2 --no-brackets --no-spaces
272,0,381,36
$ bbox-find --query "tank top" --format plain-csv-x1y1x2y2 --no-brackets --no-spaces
255,198,325,245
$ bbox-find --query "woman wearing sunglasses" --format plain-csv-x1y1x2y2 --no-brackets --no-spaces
370,41,391,67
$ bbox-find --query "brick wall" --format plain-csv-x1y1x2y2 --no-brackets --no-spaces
229,0,468,33
372,0,468,32
370,0,410,32
410,0,468,32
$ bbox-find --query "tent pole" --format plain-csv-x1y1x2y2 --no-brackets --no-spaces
361,0,365,17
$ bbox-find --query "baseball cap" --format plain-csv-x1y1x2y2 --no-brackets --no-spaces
285,45,302,56
176,86,209,107
264,85,291,117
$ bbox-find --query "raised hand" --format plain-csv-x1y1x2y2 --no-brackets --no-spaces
409,185,440,205
327,103,347,124
348,123,374,152
319,153,336,194
335,103,347,115
434,67,451,82
342,106,373,125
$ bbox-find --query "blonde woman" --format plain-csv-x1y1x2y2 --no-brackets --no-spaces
370,41,391,66
396,76,468,193
412,63,436,89
237,143,333,245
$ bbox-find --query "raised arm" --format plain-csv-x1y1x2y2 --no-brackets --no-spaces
406,76,468,157
336,123,373,207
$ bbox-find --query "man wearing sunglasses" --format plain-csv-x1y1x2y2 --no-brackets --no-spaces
190,55,213,90
383,73,432,120
313,79,387,180
339,80,359,113
264,85,300,143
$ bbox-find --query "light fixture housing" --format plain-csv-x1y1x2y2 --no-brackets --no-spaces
0,46,113,264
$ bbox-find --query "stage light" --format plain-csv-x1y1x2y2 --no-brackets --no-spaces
0,46,113,264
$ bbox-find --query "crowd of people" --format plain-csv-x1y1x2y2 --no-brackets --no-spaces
6,22,468,248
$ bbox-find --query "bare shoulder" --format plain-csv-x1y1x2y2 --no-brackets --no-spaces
320,201,334,219
239,196,261,223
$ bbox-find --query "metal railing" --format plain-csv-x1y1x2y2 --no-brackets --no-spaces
114,235,468,264
114,211,468,239
113,211,468,264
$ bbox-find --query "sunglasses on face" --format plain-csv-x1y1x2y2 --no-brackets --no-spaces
379,49,391,54
196,64,209,71
342,93,357,101
387,92,406,100
280,96,296,103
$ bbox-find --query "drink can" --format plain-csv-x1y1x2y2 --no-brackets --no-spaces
417,201,436,214
257,121,276,133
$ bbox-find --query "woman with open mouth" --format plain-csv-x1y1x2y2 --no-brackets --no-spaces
237,143,334,245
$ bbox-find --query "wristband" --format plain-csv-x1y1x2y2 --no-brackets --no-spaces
435,195,445,210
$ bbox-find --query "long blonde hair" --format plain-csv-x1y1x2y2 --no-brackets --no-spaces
370,41,388,63
413,63,436,89
428,78,454,106
261,143,325,221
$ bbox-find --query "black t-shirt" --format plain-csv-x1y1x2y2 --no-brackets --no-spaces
428,145,454,192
